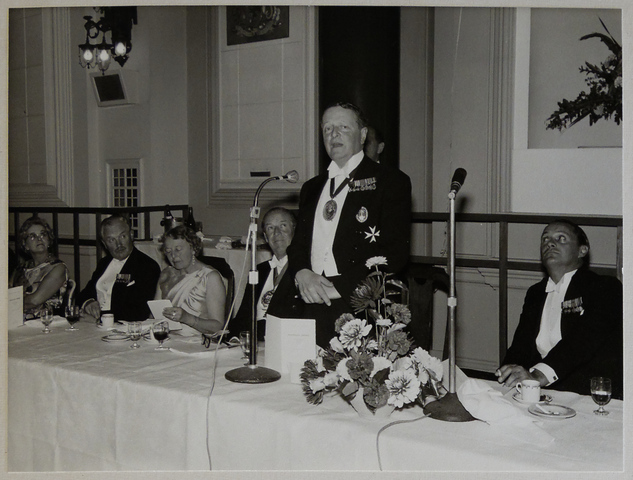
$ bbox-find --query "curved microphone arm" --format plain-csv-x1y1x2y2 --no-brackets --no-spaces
252,170,299,208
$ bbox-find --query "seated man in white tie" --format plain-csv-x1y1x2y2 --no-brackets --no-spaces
229,207,302,340
76,214,161,323
496,220,623,398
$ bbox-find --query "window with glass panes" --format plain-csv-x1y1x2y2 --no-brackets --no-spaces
111,165,140,238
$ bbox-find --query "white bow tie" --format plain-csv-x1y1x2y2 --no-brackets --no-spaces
269,255,287,271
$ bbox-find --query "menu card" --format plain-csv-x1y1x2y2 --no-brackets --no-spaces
147,299,182,331
265,315,316,384
8,287,23,329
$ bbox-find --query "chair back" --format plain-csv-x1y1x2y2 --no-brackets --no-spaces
52,278,76,316
405,264,450,355
198,255,235,322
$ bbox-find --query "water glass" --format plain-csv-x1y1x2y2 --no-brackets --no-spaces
40,308,53,334
590,377,611,416
128,321,142,349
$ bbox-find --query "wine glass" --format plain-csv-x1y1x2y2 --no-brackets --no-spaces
40,308,53,334
128,321,142,349
239,331,251,362
152,321,170,351
65,305,80,331
591,377,612,416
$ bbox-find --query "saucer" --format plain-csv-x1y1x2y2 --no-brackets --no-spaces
528,403,576,419
101,333,130,342
512,392,552,405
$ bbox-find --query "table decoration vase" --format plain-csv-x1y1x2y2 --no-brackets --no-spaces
300,256,444,415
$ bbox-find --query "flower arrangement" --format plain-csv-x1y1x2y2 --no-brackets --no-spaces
546,19,622,131
300,256,444,415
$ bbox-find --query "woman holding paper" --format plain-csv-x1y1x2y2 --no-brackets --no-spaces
11,216,70,319
155,226,226,335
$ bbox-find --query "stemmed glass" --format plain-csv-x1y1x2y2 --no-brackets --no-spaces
152,321,170,351
239,331,251,363
128,321,142,349
40,308,53,334
65,305,81,331
590,377,612,416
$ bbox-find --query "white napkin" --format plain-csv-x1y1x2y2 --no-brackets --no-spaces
457,378,554,445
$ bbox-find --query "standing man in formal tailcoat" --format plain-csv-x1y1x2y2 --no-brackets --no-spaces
287,102,412,347
497,220,623,398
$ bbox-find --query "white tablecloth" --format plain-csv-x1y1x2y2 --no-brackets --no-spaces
8,319,624,472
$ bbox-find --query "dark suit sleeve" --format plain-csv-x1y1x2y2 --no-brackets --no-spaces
541,273,622,382
502,282,546,367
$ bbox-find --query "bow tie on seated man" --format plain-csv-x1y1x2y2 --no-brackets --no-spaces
496,219,623,399
229,207,302,340
76,214,161,323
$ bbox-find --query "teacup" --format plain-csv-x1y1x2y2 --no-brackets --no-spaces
516,379,541,403
100,314,115,329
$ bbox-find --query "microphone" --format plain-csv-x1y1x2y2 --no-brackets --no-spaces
449,168,467,195
273,170,299,183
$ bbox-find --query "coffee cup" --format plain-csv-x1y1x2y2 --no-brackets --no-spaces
100,314,115,329
516,379,541,403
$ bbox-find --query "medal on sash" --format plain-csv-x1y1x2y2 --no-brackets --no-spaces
259,262,288,312
323,199,337,221
323,165,360,221
261,290,274,306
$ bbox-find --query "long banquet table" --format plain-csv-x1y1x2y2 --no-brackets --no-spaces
8,318,624,472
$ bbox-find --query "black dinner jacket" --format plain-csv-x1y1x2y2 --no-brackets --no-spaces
287,156,412,305
503,268,623,398
76,247,161,322
228,259,302,340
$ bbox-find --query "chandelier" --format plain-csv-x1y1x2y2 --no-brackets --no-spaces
78,7,137,75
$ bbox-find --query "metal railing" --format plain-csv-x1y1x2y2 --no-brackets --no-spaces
9,205,189,288
410,212,622,363
9,206,622,364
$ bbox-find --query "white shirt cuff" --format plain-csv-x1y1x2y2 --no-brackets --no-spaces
530,363,558,386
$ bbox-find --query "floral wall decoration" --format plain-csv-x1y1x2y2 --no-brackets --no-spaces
226,6,289,46
546,19,622,131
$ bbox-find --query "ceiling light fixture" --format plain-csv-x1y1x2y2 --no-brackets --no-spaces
78,7,137,75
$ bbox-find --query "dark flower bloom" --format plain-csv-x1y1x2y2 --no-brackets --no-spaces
364,380,390,409
346,351,374,384
335,313,356,333
386,330,412,356
350,276,382,313
300,359,325,405
387,303,411,325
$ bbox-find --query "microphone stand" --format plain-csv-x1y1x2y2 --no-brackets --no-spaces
422,186,475,421
225,177,282,384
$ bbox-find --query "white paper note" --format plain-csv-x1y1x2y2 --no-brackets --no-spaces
147,299,181,331
265,315,316,383
8,287,24,329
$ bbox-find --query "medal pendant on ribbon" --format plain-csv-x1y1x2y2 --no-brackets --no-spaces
261,290,274,307
323,199,337,221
